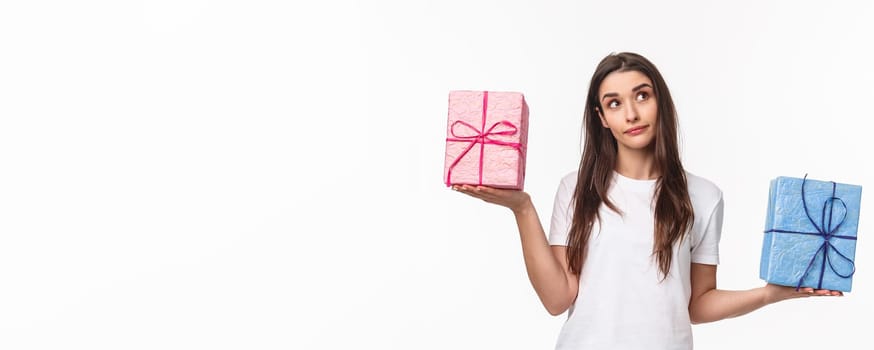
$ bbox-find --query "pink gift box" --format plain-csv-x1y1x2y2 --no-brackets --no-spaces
443,90,528,190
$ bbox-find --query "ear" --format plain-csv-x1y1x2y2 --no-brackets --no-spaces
596,107,609,128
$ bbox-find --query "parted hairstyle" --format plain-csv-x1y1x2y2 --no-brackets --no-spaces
567,52,694,280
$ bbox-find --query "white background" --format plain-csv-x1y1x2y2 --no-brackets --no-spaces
1,1,872,349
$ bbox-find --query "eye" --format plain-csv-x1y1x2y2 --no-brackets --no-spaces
636,92,649,101
607,100,620,109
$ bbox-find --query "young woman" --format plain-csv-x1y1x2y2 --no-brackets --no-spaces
452,52,841,349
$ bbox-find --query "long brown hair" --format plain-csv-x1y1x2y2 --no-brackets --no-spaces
566,52,693,280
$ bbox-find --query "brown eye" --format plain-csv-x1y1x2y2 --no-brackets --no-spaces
608,100,619,109
636,92,649,101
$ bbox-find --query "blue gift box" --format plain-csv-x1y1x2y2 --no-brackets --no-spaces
760,175,862,292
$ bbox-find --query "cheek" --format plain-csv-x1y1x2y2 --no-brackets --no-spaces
603,112,622,127
643,103,659,120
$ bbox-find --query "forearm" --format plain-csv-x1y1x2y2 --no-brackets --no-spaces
513,202,574,315
689,287,768,324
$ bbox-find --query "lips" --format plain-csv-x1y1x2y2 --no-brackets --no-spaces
625,125,648,135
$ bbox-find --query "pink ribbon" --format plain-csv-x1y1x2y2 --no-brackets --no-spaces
445,91,524,187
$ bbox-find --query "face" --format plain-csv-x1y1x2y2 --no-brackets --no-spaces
596,70,658,152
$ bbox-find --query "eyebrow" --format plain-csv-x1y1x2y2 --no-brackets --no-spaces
601,83,654,102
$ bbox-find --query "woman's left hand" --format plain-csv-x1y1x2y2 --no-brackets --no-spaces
764,283,843,304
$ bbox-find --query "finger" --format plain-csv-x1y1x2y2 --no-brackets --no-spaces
473,185,492,194
813,289,831,296
800,287,815,294
475,185,500,195
469,186,503,200
459,187,504,204
454,186,485,199
459,185,481,195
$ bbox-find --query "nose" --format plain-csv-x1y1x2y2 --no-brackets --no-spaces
623,100,640,123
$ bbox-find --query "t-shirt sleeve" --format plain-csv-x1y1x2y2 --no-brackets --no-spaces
548,176,574,246
691,193,723,265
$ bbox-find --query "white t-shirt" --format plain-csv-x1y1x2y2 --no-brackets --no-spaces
548,170,724,350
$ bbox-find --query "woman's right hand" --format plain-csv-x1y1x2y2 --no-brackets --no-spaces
452,184,533,215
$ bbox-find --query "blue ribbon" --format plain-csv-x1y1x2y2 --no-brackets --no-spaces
764,174,856,290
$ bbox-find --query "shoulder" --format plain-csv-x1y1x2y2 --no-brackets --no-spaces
560,170,578,187
550,170,578,198
556,170,579,193
684,170,723,210
684,171,721,197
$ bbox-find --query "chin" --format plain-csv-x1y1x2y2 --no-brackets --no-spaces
621,137,656,150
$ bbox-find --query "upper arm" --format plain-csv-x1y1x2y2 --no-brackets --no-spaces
690,195,724,265
550,245,580,306
545,174,580,312
690,263,717,304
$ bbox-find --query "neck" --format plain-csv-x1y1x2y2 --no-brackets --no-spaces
615,146,659,180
